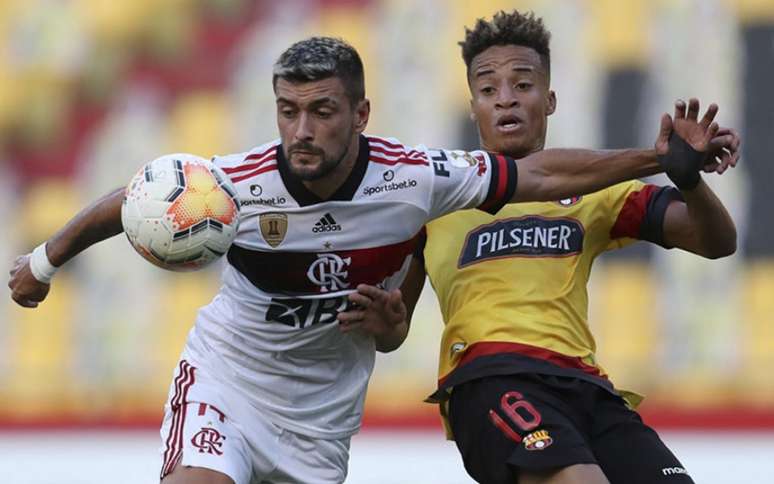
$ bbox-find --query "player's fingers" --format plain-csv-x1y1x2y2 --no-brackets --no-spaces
704,122,720,145
674,99,687,120
348,292,373,309
338,321,361,333
686,98,700,121
356,284,389,303
337,310,365,323
699,103,719,129
11,293,37,308
656,113,672,149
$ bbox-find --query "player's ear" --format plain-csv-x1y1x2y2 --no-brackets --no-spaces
546,90,557,116
469,99,477,122
354,98,370,133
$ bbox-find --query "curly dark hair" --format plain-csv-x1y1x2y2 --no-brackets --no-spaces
459,10,551,80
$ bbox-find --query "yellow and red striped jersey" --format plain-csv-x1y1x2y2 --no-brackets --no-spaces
422,180,681,407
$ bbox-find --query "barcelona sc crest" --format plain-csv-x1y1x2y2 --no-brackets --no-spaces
556,196,582,207
523,429,553,451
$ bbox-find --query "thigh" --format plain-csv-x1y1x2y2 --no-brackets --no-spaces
449,374,597,484
159,360,254,484
162,463,235,484
520,463,610,484
266,430,351,484
591,395,694,484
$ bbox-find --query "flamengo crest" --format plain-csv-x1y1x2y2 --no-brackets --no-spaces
191,427,226,455
307,253,351,292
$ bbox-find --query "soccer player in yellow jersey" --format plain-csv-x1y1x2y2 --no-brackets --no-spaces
338,10,740,484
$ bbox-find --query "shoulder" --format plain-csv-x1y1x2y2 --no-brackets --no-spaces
212,140,281,182
365,135,430,167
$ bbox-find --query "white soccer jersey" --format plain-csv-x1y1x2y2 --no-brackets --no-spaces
182,135,518,439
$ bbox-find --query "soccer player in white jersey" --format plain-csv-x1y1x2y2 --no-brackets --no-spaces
9,37,736,484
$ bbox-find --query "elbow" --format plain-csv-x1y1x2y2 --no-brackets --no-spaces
703,229,737,259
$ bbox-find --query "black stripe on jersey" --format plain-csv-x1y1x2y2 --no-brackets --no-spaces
324,213,336,225
479,153,519,215
276,135,370,206
641,186,683,248
484,152,500,206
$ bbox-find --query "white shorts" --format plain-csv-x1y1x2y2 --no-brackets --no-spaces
159,359,351,484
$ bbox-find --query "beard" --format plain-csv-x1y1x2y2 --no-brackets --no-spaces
285,135,353,181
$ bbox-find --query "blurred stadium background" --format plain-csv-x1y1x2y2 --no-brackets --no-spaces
1,0,772,482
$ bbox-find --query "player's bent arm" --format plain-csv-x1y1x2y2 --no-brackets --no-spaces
513,148,661,203
8,188,124,308
662,180,736,259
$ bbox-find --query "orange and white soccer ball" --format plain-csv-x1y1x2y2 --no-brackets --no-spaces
121,153,239,271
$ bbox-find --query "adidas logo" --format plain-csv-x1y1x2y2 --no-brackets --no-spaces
312,213,342,233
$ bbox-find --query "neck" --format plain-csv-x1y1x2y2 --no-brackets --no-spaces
302,135,360,199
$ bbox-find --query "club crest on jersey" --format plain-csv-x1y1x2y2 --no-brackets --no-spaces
307,253,351,292
556,196,582,206
191,427,226,455
522,429,553,451
259,212,288,248
458,216,584,268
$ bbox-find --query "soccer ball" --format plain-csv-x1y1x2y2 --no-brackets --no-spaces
121,153,240,271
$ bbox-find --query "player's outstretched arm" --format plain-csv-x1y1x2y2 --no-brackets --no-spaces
660,99,738,259
510,99,738,203
8,188,125,308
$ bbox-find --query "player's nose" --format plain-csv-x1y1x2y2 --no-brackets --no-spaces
495,85,519,109
294,112,315,142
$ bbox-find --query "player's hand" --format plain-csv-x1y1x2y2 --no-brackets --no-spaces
337,284,407,338
705,127,741,175
8,254,50,308
654,98,730,190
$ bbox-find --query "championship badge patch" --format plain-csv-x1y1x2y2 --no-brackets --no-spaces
522,429,553,451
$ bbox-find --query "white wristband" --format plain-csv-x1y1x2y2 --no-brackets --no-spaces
29,242,58,284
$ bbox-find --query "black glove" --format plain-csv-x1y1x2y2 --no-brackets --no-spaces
657,133,703,190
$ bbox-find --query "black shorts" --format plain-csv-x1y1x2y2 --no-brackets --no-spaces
448,373,694,484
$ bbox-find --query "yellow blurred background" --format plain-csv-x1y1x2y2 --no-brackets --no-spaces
1,0,773,430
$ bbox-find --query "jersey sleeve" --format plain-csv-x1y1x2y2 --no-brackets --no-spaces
423,148,519,220
605,180,684,250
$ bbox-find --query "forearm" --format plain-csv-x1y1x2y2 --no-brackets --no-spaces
374,320,409,353
664,180,736,258
514,148,661,202
45,188,125,266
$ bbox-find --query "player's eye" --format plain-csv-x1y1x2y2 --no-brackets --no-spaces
515,82,532,90
480,86,495,95
280,109,296,118
316,110,333,119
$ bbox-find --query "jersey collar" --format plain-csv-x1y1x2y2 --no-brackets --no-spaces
276,135,369,206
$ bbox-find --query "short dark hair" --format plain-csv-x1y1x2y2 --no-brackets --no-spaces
272,36,365,105
459,10,551,80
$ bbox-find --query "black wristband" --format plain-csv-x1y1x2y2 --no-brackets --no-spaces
657,134,703,190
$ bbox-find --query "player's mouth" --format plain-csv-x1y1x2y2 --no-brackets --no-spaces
496,114,524,134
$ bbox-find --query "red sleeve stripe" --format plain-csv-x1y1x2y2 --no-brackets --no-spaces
222,152,277,175
369,144,427,161
610,184,659,239
243,144,278,161
366,136,407,150
370,152,429,166
230,163,278,183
